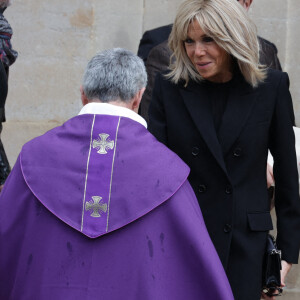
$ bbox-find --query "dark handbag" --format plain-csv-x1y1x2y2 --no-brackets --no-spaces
262,234,283,297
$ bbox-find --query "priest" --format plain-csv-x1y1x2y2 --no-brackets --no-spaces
0,48,233,300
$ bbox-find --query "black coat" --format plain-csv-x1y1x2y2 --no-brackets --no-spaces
0,61,10,185
148,69,300,300
0,61,7,110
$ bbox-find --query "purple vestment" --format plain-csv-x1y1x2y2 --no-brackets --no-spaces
0,113,233,300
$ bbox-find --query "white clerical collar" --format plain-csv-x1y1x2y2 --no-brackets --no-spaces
78,102,147,128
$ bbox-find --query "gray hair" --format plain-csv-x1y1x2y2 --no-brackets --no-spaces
82,48,147,103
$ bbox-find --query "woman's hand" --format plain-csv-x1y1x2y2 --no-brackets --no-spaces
261,260,292,299
266,163,274,188
261,291,276,300
281,260,292,287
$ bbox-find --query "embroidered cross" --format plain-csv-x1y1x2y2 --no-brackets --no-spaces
93,133,115,154
85,196,108,218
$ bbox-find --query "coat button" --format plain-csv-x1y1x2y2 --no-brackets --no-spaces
224,224,232,233
198,184,207,193
233,147,242,157
225,185,232,194
192,147,200,156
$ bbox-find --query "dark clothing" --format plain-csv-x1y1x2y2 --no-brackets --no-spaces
259,37,282,71
205,79,235,132
0,60,7,107
139,39,173,121
0,61,9,185
138,25,282,122
0,136,10,185
148,69,300,300
0,6,16,186
137,24,172,63
0,7,18,70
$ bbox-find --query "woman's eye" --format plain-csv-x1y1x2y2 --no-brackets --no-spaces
184,38,194,44
203,36,214,43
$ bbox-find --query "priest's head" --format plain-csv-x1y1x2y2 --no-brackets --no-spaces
81,48,147,113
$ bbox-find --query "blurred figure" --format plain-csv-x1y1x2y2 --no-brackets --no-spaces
0,48,233,300
0,0,18,76
0,60,9,190
138,24,172,64
0,0,18,190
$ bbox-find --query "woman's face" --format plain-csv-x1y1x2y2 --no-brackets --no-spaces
184,20,233,83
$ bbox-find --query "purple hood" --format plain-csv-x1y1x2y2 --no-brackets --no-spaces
20,114,189,238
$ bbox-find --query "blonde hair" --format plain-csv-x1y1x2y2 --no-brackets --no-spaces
168,0,266,87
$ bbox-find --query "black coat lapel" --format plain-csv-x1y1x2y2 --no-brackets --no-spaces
179,82,229,177
218,82,259,156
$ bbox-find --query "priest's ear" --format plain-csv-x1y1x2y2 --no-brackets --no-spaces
80,86,89,106
132,87,146,113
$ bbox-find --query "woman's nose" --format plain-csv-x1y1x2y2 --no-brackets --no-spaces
194,42,206,56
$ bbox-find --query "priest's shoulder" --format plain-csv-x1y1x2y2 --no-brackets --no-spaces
20,115,92,150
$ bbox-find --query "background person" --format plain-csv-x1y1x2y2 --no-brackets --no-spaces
0,0,18,190
0,48,234,300
148,1,300,299
0,0,18,76
0,60,9,191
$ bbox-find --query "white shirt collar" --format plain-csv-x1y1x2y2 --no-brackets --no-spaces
78,103,147,128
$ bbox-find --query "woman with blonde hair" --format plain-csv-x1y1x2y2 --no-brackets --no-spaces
148,0,300,299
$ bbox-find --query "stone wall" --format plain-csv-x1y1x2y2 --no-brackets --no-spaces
3,0,300,164
2,0,300,297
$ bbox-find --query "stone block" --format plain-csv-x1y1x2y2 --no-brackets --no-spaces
2,121,61,167
143,0,182,31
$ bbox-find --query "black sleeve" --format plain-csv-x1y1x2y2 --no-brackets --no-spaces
270,43,282,72
139,42,171,122
148,73,168,145
269,72,300,263
0,61,7,109
137,30,154,63
259,38,282,72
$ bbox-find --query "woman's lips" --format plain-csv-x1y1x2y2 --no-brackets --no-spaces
196,62,211,69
